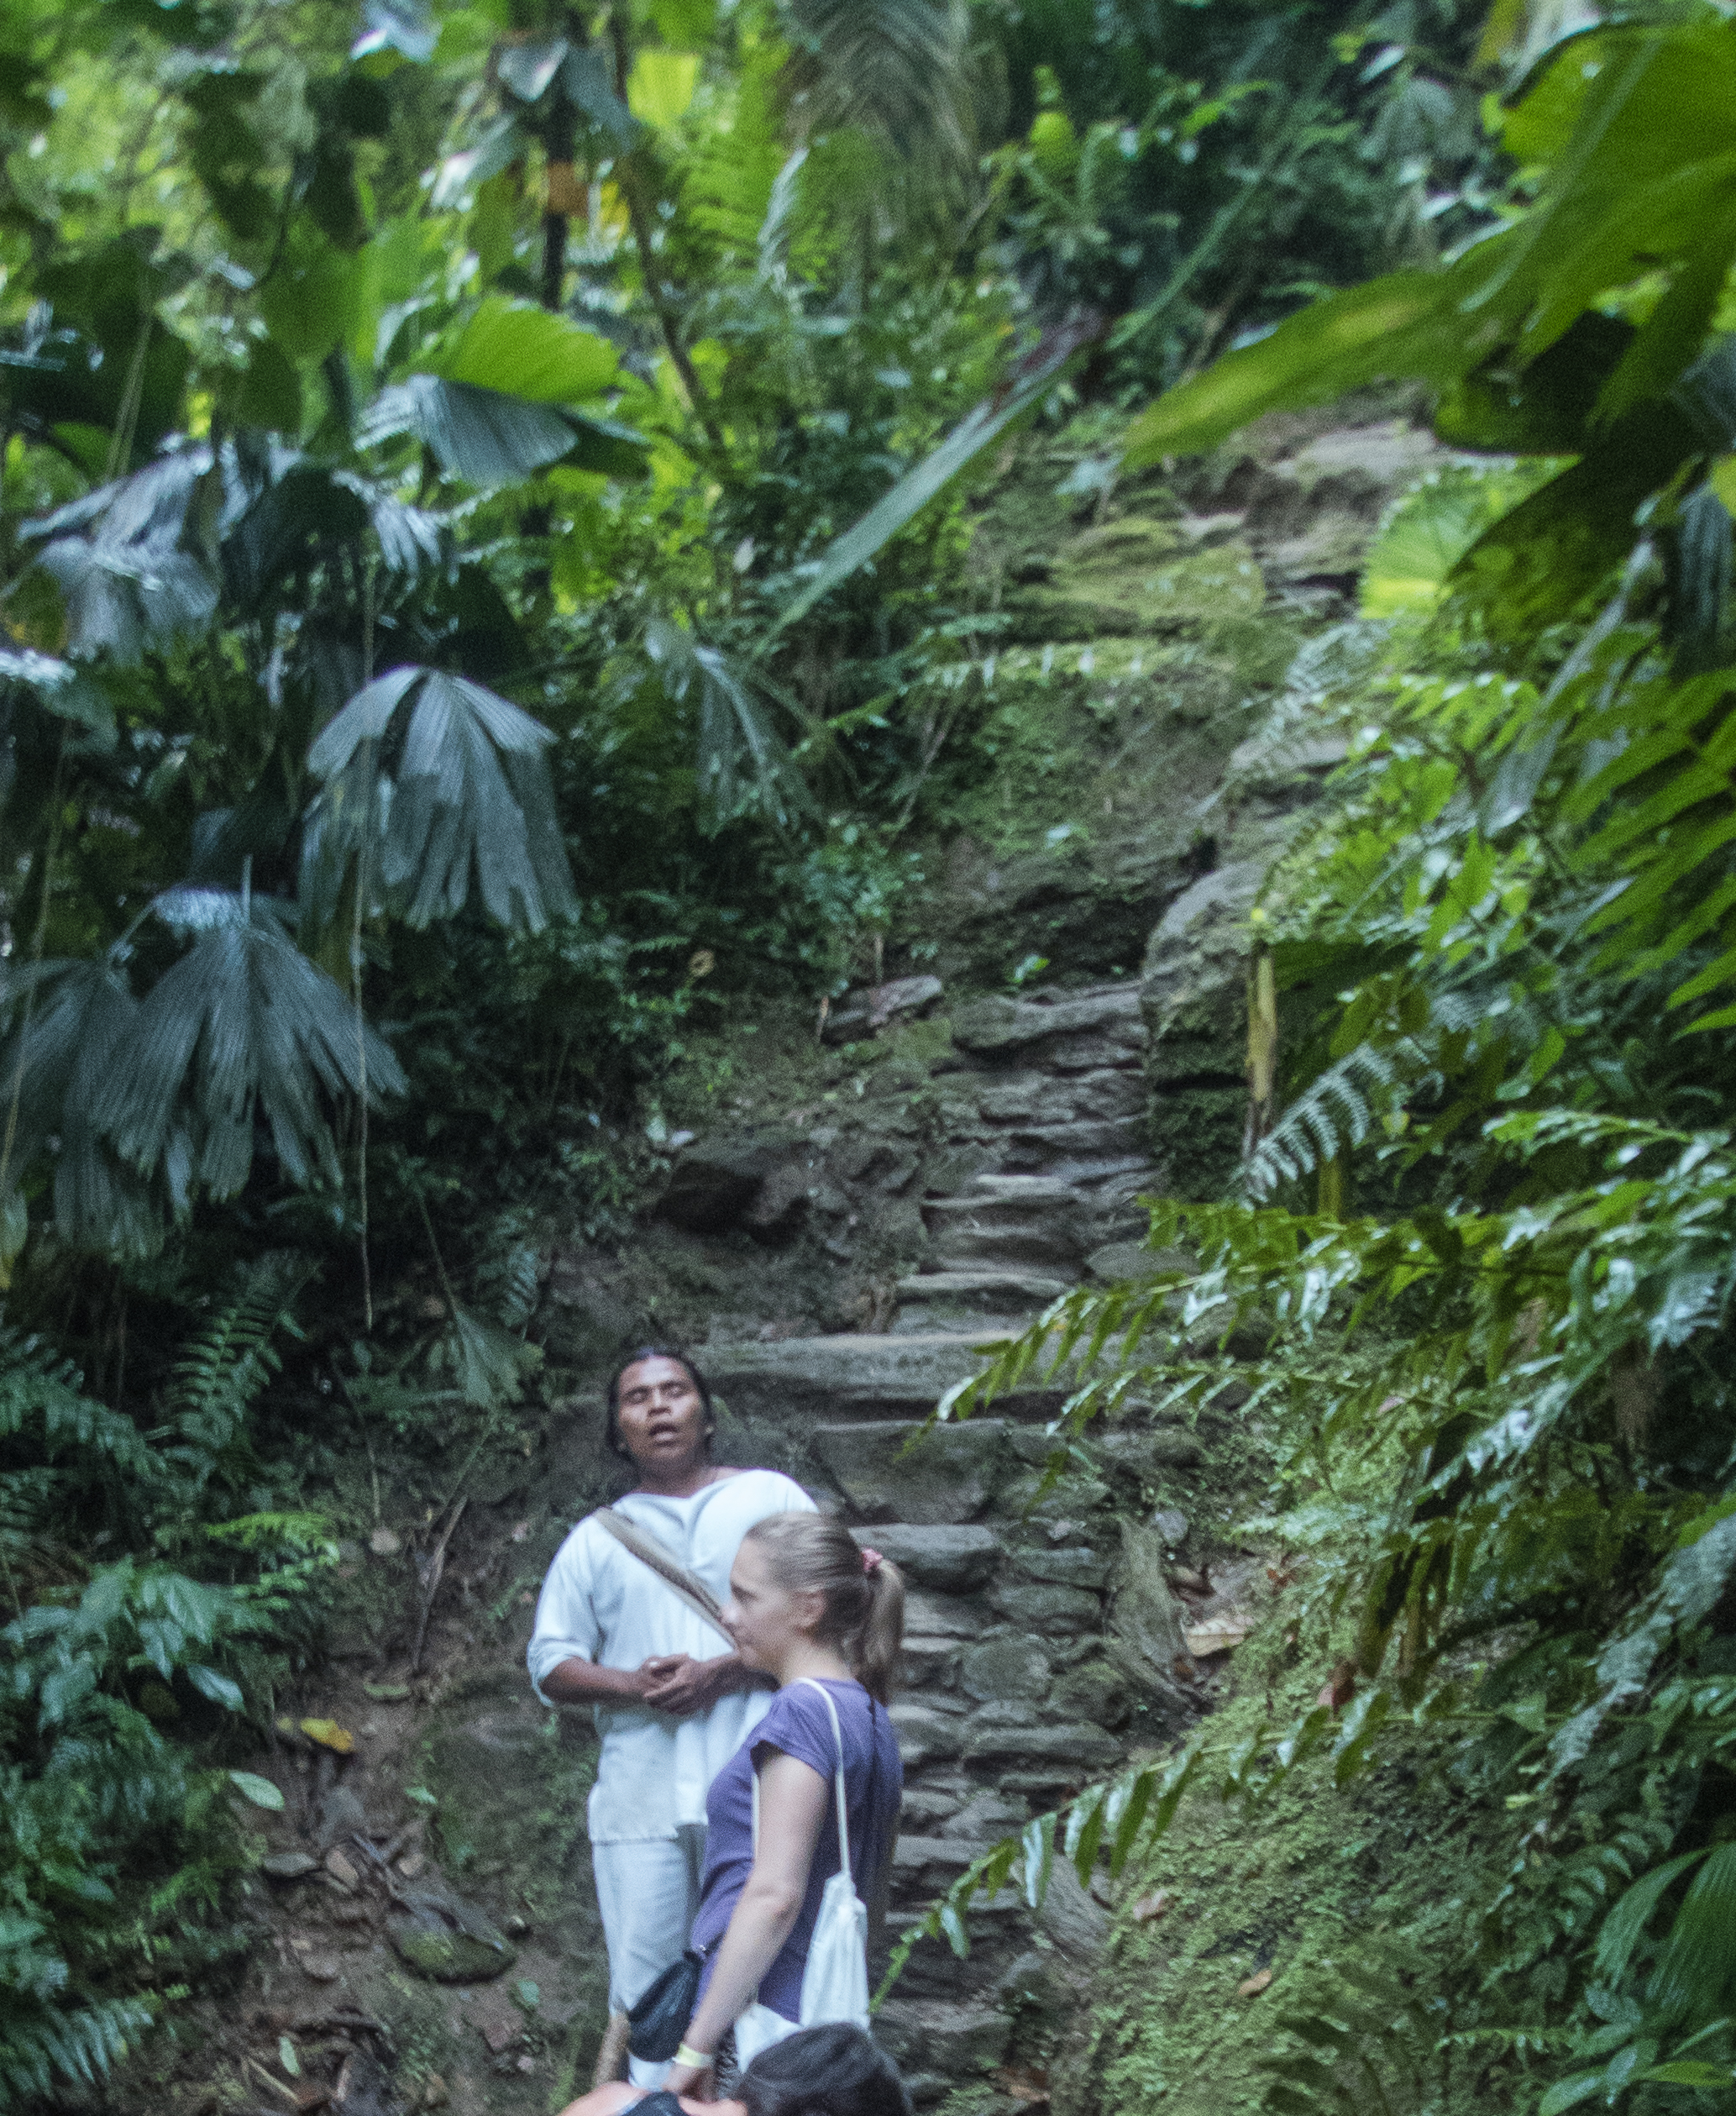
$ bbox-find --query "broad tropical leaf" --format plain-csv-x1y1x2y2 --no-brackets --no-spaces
1124,268,1489,465
0,960,159,1259
358,375,578,486
97,892,406,1203
307,665,578,930
433,297,618,402
24,453,218,660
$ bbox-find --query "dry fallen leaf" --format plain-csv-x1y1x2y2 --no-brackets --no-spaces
994,2066,1050,2107
1238,1968,1274,1998
1183,1615,1255,1657
300,1718,356,1754
1130,1888,1171,1924
1318,1658,1359,1714
421,2077,448,2110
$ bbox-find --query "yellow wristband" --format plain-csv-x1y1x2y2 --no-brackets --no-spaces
674,2044,713,2070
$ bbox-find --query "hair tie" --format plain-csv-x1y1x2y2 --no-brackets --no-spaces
861,1546,884,1576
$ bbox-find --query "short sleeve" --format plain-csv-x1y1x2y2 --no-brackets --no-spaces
750,1683,839,1783
526,1524,601,1703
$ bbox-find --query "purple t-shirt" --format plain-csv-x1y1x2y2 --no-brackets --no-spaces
691,1678,903,2024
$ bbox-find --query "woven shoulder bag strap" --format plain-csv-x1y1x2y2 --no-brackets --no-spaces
750,1680,852,1882
594,1506,735,1649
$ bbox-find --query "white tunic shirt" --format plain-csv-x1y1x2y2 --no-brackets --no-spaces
527,1470,816,1844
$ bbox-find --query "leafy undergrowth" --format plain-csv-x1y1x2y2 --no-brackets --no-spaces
1081,1635,1518,2116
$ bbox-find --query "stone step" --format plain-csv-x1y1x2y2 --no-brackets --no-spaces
999,1115,1148,1158
846,1522,1002,1590
930,1224,1083,1271
702,1331,1023,1427
875,1998,1014,2099
952,986,1143,1058
894,1268,1071,1307
812,1419,1013,1525
976,1066,1145,1127
957,1174,1080,1206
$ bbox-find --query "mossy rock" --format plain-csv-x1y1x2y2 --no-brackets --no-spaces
388,1891,517,1982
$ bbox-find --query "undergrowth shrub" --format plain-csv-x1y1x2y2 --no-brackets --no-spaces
0,1265,332,2109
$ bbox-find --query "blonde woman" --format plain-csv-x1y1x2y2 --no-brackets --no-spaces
663,1516,905,2094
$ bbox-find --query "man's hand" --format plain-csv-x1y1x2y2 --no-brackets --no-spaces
640,1651,745,1716
538,1658,656,1708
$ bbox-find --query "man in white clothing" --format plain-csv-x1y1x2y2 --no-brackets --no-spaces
527,1347,814,2086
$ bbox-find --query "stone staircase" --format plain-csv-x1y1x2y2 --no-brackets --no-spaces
700,981,1197,2101
896,980,1154,1331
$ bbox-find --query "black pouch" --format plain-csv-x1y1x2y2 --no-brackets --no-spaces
627,1950,704,2062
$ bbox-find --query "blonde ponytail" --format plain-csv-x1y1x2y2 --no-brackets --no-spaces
744,1515,906,1703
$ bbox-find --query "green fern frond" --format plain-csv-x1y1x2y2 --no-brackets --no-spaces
155,1256,313,1499
1257,1945,1450,2116
0,1995,154,2105
1244,1044,1407,1200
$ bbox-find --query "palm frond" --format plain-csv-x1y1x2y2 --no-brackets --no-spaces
307,664,579,931
95,893,405,1204
24,452,218,661
645,618,814,832
783,0,972,171
358,374,578,486
0,959,162,1258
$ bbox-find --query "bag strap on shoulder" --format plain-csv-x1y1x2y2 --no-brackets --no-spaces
751,1678,854,1884
593,1506,735,1649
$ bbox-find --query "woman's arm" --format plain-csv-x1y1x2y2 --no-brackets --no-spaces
664,1751,830,2091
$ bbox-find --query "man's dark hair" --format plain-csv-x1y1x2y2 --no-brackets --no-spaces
739,2024,911,2116
604,1345,716,1462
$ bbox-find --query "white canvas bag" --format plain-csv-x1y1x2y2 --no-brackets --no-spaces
732,1678,871,2071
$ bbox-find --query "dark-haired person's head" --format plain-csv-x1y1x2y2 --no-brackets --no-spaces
606,1346,716,1471
739,2025,911,2116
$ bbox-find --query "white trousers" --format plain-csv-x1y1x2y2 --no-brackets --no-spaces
591,1826,708,2088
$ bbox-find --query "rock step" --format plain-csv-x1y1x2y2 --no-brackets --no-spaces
976,1067,1146,1126
845,1522,1001,1590
812,1419,1012,1525
702,1331,1046,1426
930,1225,1083,1270
960,1174,1082,1204
952,985,1144,1058
997,1115,1148,1158
894,1268,1071,1306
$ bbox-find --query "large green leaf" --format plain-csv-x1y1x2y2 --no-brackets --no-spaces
767,314,1101,640
98,893,406,1203
1649,1844,1736,2023
358,375,577,485
0,960,160,1258
1123,270,1485,466
307,665,578,930
25,454,218,661
433,297,618,403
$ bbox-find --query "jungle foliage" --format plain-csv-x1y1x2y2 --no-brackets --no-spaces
909,11,1736,2113
0,0,1561,2098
